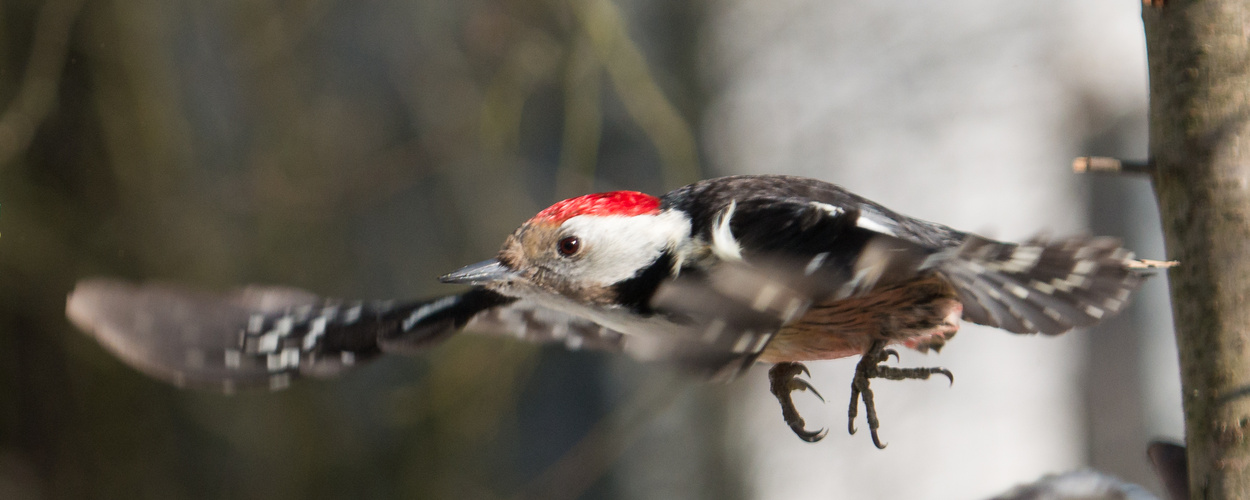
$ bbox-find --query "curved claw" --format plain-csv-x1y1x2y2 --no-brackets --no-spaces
871,432,888,450
848,419,857,435
770,362,829,443
884,349,899,363
938,368,954,386
798,364,812,379
793,425,828,442
790,378,825,403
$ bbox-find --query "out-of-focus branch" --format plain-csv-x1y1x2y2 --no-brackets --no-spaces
573,0,701,188
1143,2,1250,498
480,33,562,156
555,33,602,198
0,0,85,167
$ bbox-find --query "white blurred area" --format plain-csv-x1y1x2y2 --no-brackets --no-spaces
700,1,1180,499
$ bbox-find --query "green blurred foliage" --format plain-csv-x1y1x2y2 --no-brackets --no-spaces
0,0,718,498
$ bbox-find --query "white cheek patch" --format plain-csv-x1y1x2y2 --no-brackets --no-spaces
560,211,693,286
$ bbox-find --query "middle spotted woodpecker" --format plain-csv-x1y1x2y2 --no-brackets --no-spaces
66,174,1174,446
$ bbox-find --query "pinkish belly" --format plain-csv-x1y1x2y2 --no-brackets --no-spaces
756,275,963,363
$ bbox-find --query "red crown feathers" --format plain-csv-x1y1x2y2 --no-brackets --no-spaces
530,191,661,224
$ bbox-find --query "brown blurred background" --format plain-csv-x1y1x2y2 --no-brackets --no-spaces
0,1,1179,499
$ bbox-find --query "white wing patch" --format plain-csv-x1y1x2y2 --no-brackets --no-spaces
809,201,844,217
814,201,897,236
710,201,744,261
804,252,829,276
855,210,898,236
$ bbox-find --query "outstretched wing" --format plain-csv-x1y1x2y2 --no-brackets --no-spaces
66,279,625,392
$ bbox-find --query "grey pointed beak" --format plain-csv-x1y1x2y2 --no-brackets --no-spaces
439,259,518,285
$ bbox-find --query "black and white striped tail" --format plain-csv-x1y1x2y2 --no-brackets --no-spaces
936,235,1171,335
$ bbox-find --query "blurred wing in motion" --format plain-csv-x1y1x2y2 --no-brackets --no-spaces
464,300,625,352
647,232,942,380
645,262,813,381
66,279,624,392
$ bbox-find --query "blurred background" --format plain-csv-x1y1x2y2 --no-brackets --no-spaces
0,0,1178,499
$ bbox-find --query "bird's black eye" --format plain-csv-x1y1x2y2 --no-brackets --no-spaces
557,236,581,257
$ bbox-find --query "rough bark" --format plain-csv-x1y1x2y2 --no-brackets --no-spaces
1144,2,1250,498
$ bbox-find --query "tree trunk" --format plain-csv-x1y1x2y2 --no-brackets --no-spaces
1144,2,1250,498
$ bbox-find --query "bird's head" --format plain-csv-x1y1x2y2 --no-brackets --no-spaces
440,191,693,306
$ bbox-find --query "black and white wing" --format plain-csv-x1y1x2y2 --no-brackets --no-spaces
660,175,967,253
66,279,625,392
653,174,1167,365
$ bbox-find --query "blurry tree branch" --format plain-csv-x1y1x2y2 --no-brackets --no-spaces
572,0,701,188
555,33,603,198
479,0,701,194
480,31,562,157
0,0,84,168
1143,2,1250,498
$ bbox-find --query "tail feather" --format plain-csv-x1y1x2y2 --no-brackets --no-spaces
937,235,1159,335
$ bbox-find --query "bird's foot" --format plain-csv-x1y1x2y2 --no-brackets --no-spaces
768,362,828,442
848,340,953,449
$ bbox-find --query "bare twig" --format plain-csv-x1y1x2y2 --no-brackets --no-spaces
1127,259,1179,269
0,0,85,167
1071,156,1152,175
